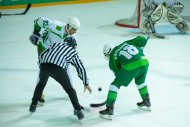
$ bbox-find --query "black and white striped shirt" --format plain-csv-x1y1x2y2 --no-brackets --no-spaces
39,42,89,85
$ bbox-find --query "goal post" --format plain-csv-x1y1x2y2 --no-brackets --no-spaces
115,0,142,28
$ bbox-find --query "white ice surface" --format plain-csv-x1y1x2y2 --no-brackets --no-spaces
0,0,190,127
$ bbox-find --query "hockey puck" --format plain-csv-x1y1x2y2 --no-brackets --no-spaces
98,87,102,92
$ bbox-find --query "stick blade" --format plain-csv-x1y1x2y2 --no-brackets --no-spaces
90,101,106,107
152,33,165,39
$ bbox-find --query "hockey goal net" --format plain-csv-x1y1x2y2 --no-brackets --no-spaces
115,0,190,28
115,0,143,28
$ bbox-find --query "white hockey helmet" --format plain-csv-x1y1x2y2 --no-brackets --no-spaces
67,17,80,30
103,43,113,60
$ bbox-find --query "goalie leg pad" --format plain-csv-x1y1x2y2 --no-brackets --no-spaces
140,19,151,34
176,21,189,34
167,9,184,24
151,4,166,22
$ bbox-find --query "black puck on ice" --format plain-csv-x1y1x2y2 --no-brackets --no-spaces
98,87,102,92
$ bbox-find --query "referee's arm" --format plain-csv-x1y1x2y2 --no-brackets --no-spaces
71,54,89,86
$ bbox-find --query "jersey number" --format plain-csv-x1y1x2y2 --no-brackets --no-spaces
43,20,49,27
119,45,139,59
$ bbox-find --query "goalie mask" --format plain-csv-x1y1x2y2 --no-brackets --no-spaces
103,43,113,60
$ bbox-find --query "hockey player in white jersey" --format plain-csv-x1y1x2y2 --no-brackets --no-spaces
29,17,80,105
30,16,80,53
140,0,189,34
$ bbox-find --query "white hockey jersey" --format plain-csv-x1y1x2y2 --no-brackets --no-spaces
34,17,77,53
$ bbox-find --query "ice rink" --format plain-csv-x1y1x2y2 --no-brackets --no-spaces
0,0,190,127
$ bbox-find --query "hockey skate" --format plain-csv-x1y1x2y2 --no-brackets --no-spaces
38,94,45,106
38,98,45,106
29,104,37,113
137,95,151,111
99,106,113,120
74,110,84,120
80,105,91,112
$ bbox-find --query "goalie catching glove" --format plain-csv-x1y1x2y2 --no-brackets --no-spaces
142,2,157,17
169,1,184,14
29,29,41,46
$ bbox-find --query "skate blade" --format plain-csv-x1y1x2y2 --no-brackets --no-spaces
137,106,151,111
82,107,91,112
78,119,84,125
99,114,112,120
29,111,35,114
37,102,44,106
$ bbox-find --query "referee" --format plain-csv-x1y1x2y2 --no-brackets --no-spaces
29,42,92,120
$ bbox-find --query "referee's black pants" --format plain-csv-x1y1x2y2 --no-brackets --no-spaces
31,63,81,110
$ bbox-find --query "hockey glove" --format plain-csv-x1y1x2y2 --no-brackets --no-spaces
142,2,156,17
170,1,184,14
84,85,92,94
29,30,41,46
64,36,77,49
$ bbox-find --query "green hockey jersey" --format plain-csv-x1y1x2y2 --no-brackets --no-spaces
109,36,149,75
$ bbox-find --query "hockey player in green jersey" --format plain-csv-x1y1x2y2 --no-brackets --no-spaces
99,36,151,120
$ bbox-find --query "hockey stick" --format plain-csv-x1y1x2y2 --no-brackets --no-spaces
142,0,165,39
0,3,31,18
148,15,165,39
146,35,150,41
90,101,106,107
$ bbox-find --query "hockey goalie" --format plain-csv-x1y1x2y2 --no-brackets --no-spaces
140,0,189,34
